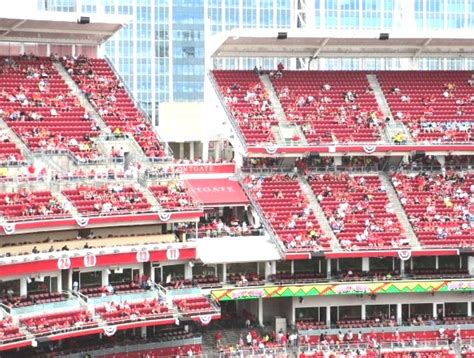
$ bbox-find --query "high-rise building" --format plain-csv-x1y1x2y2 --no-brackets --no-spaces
36,0,474,123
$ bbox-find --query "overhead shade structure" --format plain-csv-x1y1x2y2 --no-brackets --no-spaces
186,179,249,206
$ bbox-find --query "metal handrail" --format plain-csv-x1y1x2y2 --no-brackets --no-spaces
103,54,173,159
206,71,248,153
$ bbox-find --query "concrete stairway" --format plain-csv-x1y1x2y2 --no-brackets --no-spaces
54,191,80,217
54,62,149,163
379,172,421,249
297,175,340,251
366,74,414,144
260,74,307,145
53,62,107,130
140,186,162,212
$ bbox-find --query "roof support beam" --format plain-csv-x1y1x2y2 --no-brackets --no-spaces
413,38,432,58
0,19,26,38
312,37,330,59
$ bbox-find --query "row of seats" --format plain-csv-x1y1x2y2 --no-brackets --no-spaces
95,299,170,323
392,172,473,247
243,174,330,252
0,317,24,343
0,189,68,221
0,292,66,308
62,184,150,215
173,296,214,315
20,308,96,336
212,70,473,146
0,56,100,160
378,71,473,144
63,56,166,159
272,71,383,144
309,173,406,250
149,182,199,211
213,70,277,145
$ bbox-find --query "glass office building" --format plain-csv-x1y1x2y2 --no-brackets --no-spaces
37,0,474,121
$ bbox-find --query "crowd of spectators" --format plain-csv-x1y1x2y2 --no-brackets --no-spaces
271,71,384,144
62,55,166,159
20,308,96,336
379,72,473,144
0,55,102,162
309,173,406,250
392,171,473,247
214,70,277,144
0,188,67,220
244,174,330,251
176,214,258,239
63,183,150,215
150,181,200,210
96,298,169,324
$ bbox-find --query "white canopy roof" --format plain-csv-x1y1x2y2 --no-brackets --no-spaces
209,28,474,59
0,12,127,45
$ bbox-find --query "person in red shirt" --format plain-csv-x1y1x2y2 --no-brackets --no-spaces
215,330,222,347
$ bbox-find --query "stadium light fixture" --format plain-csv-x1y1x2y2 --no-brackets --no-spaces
77,16,90,25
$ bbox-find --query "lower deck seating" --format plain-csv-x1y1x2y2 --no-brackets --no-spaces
149,182,199,211
20,309,95,336
0,292,66,308
0,317,25,343
95,299,169,323
382,349,456,358
62,184,150,215
0,189,68,221
173,296,214,315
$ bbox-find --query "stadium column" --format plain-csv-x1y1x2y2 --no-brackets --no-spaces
396,303,402,325
326,305,331,327
20,278,27,296
435,155,445,168
469,256,474,276
265,261,276,279
215,142,221,162
102,268,109,287
326,259,331,279
468,302,472,317
189,142,195,161
258,298,263,326
361,304,366,321
184,262,193,280
222,263,227,284
179,143,185,159
362,258,369,272
202,140,209,161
